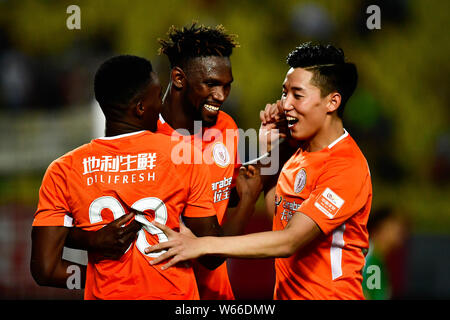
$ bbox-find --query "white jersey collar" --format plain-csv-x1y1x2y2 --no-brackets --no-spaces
328,129,348,149
97,130,146,140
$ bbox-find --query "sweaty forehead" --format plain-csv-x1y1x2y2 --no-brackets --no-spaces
186,56,232,78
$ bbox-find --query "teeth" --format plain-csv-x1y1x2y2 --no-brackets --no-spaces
204,104,219,112
286,116,297,121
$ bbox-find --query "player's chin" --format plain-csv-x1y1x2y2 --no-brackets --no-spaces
289,125,307,141
201,113,218,127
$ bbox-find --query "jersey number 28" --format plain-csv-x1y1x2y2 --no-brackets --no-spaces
89,196,169,257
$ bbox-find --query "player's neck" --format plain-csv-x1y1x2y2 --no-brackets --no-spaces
162,89,197,135
303,116,344,152
104,120,144,137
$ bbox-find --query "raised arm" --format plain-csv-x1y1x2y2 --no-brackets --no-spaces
220,165,263,236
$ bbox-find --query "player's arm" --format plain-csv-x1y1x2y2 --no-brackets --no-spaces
65,212,141,260
259,100,297,207
146,211,321,269
174,166,262,268
178,155,228,270
263,185,277,221
225,187,239,208
182,215,224,270
31,226,86,288
220,165,263,236
31,160,88,288
220,100,294,234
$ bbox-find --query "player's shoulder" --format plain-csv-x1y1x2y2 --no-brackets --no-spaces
45,142,91,175
121,130,181,152
144,131,179,146
216,111,238,130
326,133,369,175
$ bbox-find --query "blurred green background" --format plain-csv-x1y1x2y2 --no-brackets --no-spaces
0,0,449,299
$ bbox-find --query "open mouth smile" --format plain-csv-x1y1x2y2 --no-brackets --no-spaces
204,104,220,112
286,116,299,127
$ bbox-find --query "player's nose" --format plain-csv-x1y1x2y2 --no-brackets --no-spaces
211,88,227,103
282,100,294,111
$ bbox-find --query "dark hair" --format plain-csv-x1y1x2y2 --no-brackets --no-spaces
94,55,153,119
286,42,358,118
158,22,238,69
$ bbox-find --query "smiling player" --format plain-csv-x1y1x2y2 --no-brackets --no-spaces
155,23,259,300
146,43,373,300
56,24,262,300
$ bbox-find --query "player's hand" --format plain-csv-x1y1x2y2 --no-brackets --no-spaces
89,212,141,260
259,100,288,153
144,222,204,270
259,99,284,125
236,165,263,203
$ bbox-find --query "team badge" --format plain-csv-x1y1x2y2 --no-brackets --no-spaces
294,168,307,193
212,142,230,168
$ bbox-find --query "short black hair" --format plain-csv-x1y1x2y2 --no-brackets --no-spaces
158,22,238,69
94,55,153,119
287,42,358,118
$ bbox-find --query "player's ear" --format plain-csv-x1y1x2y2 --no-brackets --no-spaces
326,92,341,114
171,67,186,90
135,100,145,118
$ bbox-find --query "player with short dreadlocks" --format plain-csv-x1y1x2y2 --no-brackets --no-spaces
155,23,262,300
159,23,237,69
158,23,238,128
41,23,259,300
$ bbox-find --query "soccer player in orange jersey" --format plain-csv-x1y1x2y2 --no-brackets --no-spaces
146,43,373,300
54,24,262,300
30,55,235,299
154,23,259,300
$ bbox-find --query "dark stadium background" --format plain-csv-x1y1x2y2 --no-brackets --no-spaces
0,0,449,300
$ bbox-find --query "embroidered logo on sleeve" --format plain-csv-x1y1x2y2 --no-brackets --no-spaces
314,188,345,219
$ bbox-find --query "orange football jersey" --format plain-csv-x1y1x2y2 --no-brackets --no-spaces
273,130,372,300
33,130,216,300
157,111,240,300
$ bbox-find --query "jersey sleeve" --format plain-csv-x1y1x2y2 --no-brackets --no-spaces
33,159,74,227
183,162,216,218
298,158,371,235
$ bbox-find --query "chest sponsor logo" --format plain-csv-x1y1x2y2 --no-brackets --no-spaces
294,168,307,193
83,153,156,174
82,153,157,186
211,176,232,203
314,187,345,219
211,142,230,168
